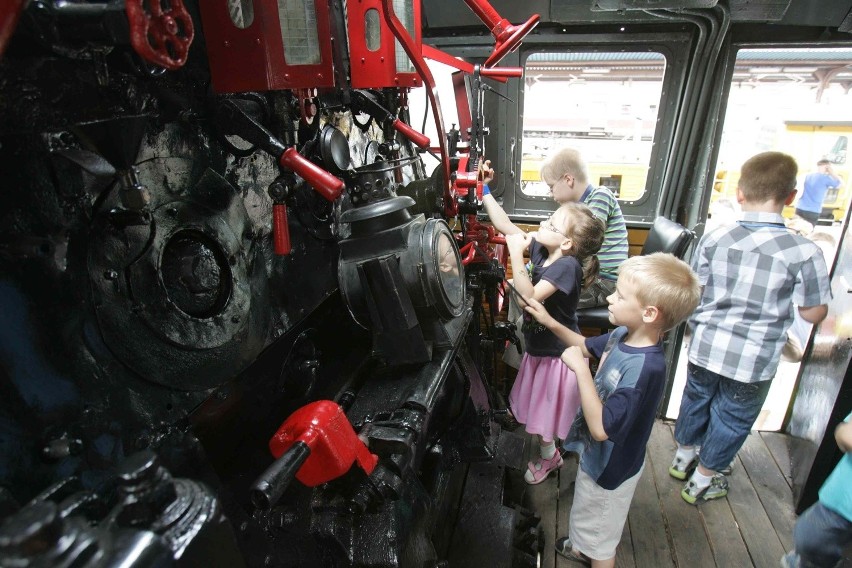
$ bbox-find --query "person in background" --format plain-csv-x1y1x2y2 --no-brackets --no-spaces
482,185,605,484
670,151,832,504
795,159,843,228
525,253,700,568
781,412,852,568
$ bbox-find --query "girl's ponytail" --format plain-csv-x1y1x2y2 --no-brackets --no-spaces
580,255,600,290
560,202,605,290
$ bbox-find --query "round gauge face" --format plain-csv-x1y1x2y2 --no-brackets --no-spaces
436,231,463,310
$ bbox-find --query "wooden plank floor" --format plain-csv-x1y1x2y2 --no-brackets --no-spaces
516,419,852,568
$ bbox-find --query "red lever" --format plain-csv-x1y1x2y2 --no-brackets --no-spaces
479,67,524,80
272,204,291,256
268,400,378,487
279,147,344,202
392,118,430,149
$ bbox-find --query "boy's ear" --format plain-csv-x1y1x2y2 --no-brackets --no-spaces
643,305,661,325
784,189,797,206
736,187,745,204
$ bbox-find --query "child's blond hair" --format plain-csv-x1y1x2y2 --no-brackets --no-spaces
738,151,798,204
540,147,590,187
618,253,700,331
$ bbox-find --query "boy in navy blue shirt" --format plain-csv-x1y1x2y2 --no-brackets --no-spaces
526,253,700,567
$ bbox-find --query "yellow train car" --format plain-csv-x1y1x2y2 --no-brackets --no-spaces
520,154,649,201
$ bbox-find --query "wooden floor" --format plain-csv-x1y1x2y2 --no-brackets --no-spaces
517,419,851,568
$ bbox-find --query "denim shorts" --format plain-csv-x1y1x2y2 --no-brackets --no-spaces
674,363,771,471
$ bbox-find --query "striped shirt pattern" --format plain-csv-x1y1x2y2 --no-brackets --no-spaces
582,185,629,280
688,212,832,384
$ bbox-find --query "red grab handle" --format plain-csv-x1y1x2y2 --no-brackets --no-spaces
392,118,430,149
279,147,344,202
269,401,378,487
272,203,291,256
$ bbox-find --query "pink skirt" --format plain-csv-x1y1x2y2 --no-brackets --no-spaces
509,353,581,441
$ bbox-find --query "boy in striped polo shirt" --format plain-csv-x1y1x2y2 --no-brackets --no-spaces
540,148,629,308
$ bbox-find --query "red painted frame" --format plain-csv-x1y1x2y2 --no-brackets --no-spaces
199,0,336,93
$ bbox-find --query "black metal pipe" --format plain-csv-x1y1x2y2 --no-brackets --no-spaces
250,442,311,510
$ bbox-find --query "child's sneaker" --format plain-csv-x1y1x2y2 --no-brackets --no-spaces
668,454,697,480
524,452,563,484
681,473,728,504
718,460,735,476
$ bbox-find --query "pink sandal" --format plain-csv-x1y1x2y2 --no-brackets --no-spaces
524,452,564,484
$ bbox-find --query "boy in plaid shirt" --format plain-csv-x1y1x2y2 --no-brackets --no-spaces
670,151,833,504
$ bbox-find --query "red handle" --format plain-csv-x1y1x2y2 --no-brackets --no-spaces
273,203,291,256
279,147,344,202
392,118,430,149
480,67,524,80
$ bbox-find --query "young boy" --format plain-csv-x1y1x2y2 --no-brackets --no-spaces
670,151,832,505
526,252,700,568
782,412,852,568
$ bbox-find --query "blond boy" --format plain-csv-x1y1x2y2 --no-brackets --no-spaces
526,253,700,568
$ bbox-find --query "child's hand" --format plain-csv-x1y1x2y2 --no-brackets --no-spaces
505,232,531,256
524,297,555,328
480,159,494,185
560,346,586,372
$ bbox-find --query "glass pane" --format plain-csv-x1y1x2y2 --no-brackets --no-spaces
365,8,381,52
521,52,666,202
393,0,415,73
278,0,321,65
436,232,463,307
227,0,254,29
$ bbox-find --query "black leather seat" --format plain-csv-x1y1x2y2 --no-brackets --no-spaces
576,216,695,329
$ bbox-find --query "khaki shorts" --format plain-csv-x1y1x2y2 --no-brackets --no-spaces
568,463,644,561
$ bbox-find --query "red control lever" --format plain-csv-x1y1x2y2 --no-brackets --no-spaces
272,204,291,256
268,400,377,487
279,147,344,202
392,118,430,149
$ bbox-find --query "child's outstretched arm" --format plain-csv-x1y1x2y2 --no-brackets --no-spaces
480,159,523,236
524,297,592,358
562,346,607,441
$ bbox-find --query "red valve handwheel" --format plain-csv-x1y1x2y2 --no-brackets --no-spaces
126,0,195,71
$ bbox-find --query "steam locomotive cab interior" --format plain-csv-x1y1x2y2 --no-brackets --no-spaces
0,0,851,567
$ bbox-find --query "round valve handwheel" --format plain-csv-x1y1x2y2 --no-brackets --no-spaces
126,0,195,71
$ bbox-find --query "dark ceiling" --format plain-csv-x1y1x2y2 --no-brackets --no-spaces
423,1,852,33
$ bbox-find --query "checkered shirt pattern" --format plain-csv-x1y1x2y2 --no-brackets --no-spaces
688,212,832,384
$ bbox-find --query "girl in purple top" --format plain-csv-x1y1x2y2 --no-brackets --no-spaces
483,197,604,484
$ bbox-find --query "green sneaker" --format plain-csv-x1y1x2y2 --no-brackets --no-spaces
681,473,728,505
668,454,697,480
